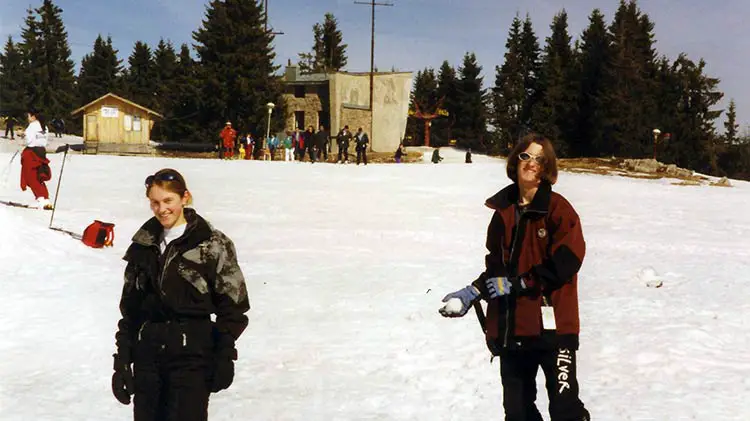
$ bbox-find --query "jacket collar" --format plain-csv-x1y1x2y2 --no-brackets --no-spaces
485,180,551,214
131,207,212,249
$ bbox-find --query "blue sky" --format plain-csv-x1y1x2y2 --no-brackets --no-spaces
1,0,747,129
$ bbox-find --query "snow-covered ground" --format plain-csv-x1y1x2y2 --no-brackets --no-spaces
0,149,748,421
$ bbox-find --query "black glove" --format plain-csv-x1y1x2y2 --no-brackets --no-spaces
111,353,134,405
210,347,237,393
210,334,237,393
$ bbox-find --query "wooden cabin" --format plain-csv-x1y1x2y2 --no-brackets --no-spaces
71,93,163,154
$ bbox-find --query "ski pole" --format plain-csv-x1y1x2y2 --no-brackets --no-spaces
8,149,19,165
49,144,69,228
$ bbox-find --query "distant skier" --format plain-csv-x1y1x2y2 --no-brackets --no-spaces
19,109,52,210
219,121,236,159
394,143,406,163
465,148,472,163
111,168,250,421
431,148,443,163
439,133,590,421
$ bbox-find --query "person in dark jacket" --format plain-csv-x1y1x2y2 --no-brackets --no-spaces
465,148,472,163
355,127,369,165
431,148,443,163
314,125,329,161
439,133,590,421
4,115,16,139
304,126,316,163
111,168,250,421
394,143,406,163
336,125,351,163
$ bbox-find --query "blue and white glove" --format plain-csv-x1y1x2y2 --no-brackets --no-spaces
485,277,527,299
439,285,480,318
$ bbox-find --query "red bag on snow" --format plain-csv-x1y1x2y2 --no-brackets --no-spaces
82,220,115,248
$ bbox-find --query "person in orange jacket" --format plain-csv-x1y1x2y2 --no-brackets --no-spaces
220,122,236,159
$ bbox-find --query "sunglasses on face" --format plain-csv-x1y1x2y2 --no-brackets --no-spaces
145,172,179,187
518,152,545,164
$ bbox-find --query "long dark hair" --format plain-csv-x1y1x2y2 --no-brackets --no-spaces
28,108,47,133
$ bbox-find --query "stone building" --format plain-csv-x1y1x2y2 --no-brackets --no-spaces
281,64,412,153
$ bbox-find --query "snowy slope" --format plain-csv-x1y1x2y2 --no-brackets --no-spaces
0,151,748,421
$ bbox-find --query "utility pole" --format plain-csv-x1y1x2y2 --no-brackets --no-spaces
354,0,393,151
264,0,284,35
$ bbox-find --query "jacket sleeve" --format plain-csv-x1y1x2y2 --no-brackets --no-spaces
114,260,144,362
211,233,250,344
472,211,508,297
531,198,585,290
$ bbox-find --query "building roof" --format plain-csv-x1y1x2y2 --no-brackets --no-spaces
70,92,164,118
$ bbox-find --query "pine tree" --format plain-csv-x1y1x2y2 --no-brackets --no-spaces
162,44,202,143
532,10,578,157
298,13,347,73
433,60,460,145
0,37,26,119
665,55,723,172
34,0,76,122
519,15,541,130
77,35,123,104
454,52,487,151
152,39,178,115
406,68,439,146
724,99,738,144
123,41,156,109
193,0,284,141
19,7,44,112
148,39,179,141
577,8,611,156
597,0,658,157
493,14,525,152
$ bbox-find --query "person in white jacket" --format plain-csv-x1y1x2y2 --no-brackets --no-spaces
20,109,53,209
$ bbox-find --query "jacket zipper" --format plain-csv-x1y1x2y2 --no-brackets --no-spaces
504,207,525,347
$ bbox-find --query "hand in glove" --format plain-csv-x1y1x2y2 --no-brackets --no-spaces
210,334,238,393
485,276,528,299
439,285,480,318
111,353,134,405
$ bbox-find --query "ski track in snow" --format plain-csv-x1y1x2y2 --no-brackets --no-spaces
0,150,748,420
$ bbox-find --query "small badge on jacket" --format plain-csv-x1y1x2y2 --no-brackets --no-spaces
537,228,547,239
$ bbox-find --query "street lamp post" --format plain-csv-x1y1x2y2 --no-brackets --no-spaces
652,128,661,160
265,102,275,150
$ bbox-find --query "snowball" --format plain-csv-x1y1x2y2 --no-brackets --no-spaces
442,297,464,314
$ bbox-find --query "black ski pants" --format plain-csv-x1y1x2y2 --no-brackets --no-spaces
500,348,589,421
356,149,367,165
132,320,214,421
338,143,349,162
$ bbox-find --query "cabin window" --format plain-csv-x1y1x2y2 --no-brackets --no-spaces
133,116,142,132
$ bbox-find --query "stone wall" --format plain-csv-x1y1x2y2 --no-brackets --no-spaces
340,106,371,135
282,85,326,130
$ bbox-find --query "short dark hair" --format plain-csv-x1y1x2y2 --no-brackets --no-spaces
506,133,558,185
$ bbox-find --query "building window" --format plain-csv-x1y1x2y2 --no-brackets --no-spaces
133,116,142,132
294,111,305,130
294,85,305,98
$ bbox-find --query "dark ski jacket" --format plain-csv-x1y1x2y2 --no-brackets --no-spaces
471,180,585,353
355,133,369,151
115,208,249,361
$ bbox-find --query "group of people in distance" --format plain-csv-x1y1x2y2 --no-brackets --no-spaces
218,122,371,164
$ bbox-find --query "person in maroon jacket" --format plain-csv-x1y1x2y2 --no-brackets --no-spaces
439,133,590,421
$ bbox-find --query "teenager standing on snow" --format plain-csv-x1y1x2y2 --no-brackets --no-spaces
111,168,250,421
439,133,590,421
20,109,53,209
